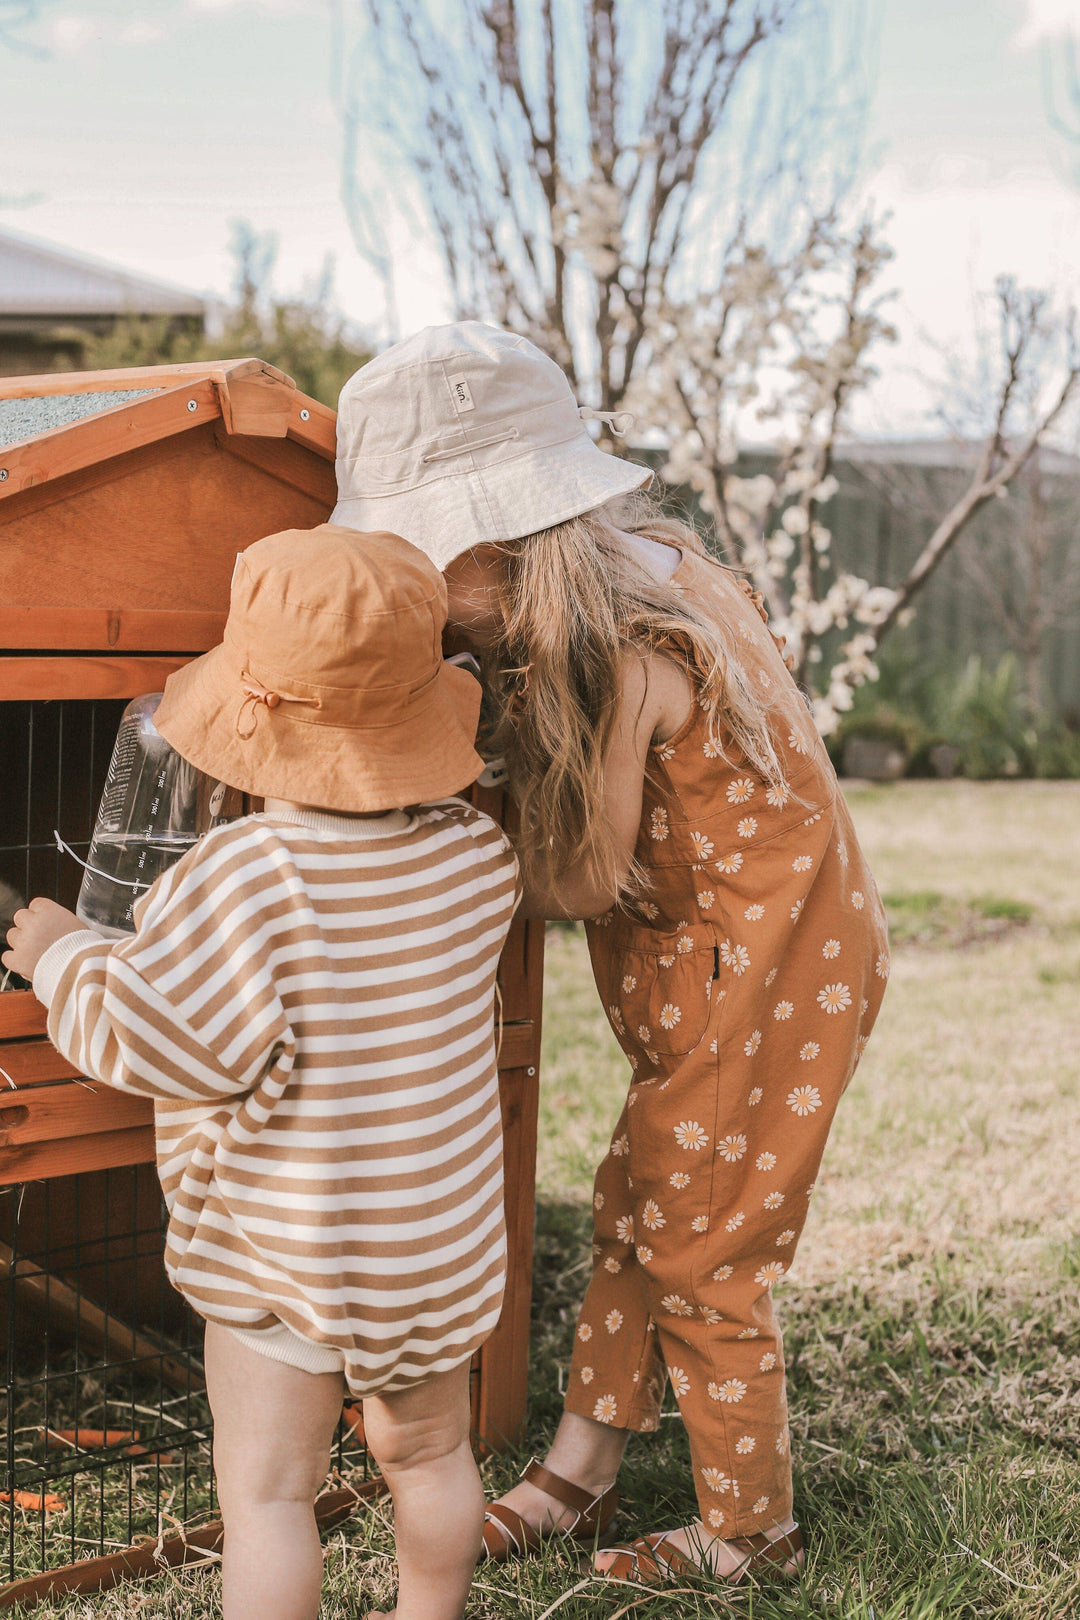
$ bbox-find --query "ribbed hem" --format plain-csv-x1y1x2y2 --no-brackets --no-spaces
255,807,412,838
226,1321,347,1376
33,929,109,1011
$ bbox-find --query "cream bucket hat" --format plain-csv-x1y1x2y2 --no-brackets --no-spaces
330,321,653,572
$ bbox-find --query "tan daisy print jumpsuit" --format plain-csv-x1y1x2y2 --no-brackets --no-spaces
564,550,889,1539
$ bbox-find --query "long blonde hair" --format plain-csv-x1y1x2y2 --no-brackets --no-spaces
483,494,787,897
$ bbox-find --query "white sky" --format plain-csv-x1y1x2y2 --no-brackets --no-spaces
2,0,1078,432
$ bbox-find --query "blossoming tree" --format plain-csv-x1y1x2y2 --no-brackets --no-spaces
336,0,1080,733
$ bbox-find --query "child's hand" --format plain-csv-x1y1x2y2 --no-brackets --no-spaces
2,899,83,982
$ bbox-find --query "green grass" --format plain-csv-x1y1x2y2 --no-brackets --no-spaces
11,782,1080,1618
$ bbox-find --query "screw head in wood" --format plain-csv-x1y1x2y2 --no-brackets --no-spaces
527,1066,536,1076
300,408,310,421
0,469,7,481
187,399,198,412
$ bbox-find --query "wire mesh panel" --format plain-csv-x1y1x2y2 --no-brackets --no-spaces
0,698,128,976
1,1166,213,1585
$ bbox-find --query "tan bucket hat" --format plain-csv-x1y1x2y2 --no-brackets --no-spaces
154,525,484,813
330,321,653,572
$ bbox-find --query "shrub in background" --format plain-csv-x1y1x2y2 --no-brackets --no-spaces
835,638,1080,780
77,223,371,409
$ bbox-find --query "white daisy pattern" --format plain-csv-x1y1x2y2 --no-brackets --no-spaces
744,1029,762,1056
787,1084,823,1116
727,778,755,803
720,940,751,975
674,1120,709,1151
817,982,852,1015
716,851,744,874
716,1133,748,1162
708,1379,747,1403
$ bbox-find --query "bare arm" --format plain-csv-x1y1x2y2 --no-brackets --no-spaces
519,651,692,920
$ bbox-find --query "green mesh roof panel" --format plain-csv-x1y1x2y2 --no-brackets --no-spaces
0,388,162,450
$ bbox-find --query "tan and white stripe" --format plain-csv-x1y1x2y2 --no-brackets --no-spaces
38,801,519,1396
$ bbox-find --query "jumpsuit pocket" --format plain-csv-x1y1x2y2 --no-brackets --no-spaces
611,924,718,1057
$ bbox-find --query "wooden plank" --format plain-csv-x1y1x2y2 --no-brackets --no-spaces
0,607,225,653
475,1060,542,1451
0,1483,379,1610
0,1079,151,1147
0,358,294,402
0,1123,156,1183
215,429,338,506
0,425,332,614
0,992,45,1040
0,380,221,497
495,1020,535,1072
0,1042,79,1087
0,656,190,701
286,399,337,460
216,369,294,438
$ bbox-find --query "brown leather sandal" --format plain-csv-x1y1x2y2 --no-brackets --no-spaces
479,1460,619,1563
599,1522,803,1585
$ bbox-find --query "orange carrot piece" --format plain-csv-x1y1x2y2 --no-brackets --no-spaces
1,1490,66,1512
44,1428,140,1450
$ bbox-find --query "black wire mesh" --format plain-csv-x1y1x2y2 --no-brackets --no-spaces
1,698,373,1587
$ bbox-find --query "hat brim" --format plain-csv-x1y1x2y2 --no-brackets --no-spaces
155,650,485,814
331,431,653,572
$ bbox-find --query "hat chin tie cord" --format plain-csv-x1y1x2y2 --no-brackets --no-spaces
578,406,635,437
237,672,320,739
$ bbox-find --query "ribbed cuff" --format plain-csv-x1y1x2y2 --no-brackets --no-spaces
33,929,109,1010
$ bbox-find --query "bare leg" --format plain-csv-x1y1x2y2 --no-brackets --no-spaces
362,1361,481,1620
204,1323,346,1620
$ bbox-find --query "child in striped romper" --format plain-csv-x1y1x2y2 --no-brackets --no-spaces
3,527,520,1620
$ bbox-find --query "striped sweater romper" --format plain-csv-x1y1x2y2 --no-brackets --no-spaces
34,801,520,1396
564,550,889,1537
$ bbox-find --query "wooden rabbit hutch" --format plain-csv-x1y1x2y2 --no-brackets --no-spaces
0,360,544,1605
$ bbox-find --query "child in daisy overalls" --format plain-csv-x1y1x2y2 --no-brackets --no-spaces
329,322,889,1585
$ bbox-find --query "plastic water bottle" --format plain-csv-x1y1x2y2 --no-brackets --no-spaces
76,694,242,938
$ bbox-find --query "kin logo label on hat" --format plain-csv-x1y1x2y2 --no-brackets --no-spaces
447,372,475,413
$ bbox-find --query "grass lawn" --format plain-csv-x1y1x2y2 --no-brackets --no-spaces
13,783,1080,1618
